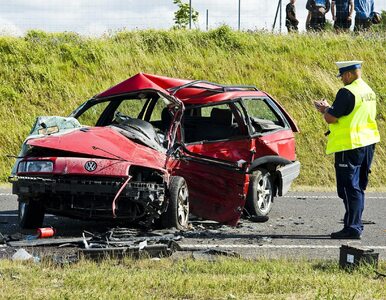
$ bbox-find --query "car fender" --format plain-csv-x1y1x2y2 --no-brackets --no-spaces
247,155,292,173
247,156,300,197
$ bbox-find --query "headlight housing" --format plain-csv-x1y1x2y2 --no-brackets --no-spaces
17,161,54,173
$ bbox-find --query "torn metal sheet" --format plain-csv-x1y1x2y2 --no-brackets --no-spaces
7,237,90,248
80,241,181,260
82,227,183,249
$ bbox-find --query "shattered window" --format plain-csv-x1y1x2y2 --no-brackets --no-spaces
243,98,279,122
149,97,171,122
242,98,285,132
77,101,110,126
116,99,147,119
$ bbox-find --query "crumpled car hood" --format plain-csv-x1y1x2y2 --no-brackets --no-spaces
26,127,166,170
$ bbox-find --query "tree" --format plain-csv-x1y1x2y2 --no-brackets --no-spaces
173,0,199,29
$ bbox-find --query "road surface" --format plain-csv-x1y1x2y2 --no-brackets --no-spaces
1,186,385,260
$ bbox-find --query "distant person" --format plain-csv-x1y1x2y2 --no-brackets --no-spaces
314,61,380,239
331,0,354,32
354,0,374,31
286,0,299,33
306,0,331,31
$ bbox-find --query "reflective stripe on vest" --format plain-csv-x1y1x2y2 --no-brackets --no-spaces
326,78,380,154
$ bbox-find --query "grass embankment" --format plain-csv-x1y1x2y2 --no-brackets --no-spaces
0,258,385,299
0,28,385,186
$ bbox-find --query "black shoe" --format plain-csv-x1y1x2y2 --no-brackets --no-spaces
330,228,361,239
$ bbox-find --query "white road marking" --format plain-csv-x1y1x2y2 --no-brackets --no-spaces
283,195,385,199
0,214,54,217
182,244,386,250
1,194,385,199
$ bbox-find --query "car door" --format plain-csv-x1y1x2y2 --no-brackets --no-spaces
168,101,253,226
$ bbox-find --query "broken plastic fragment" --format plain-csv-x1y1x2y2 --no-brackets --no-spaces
12,248,33,261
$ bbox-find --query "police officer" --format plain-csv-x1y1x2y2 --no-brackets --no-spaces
314,61,380,239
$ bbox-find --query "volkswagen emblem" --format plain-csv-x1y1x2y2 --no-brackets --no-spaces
84,161,97,172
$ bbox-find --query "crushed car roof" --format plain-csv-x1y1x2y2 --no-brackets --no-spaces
96,73,268,105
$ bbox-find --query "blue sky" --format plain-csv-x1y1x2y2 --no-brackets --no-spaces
0,0,385,36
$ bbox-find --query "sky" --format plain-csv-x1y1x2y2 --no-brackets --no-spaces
0,0,385,36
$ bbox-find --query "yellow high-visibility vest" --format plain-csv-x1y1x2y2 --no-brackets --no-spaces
326,78,380,154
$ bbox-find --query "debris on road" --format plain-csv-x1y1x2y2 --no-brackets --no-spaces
80,243,180,260
0,233,6,244
37,227,56,238
8,237,89,248
12,248,40,262
82,227,183,249
339,245,379,269
79,227,183,260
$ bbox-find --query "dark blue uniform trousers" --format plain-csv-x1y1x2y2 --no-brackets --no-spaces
334,144,375,234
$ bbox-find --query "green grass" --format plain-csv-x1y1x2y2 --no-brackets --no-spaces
0,28,385,186
0,258,385,299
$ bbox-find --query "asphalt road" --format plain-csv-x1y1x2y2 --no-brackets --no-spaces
1,185,385,260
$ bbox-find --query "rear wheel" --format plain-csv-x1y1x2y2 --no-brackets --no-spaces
18,199,45,229
161,176,189,230
245,169,274,217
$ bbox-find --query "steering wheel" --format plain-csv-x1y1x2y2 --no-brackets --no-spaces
113,111,132,124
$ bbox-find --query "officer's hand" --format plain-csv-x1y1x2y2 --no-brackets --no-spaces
314,99,330,113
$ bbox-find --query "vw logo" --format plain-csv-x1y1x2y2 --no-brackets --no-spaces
84,161,97,172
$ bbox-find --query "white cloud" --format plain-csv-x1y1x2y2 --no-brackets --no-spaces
0,0,385,36
80,22,109,37
0,17,23,36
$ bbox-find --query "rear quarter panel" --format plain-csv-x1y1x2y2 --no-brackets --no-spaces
253,129,296,161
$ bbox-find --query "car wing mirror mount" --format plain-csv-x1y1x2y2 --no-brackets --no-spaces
167,142,184,158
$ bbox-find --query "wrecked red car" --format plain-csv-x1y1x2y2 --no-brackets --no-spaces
10,73,300,229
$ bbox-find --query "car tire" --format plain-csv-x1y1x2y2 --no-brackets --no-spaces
18,199,45,229
245,169,274,217
161,176,189,230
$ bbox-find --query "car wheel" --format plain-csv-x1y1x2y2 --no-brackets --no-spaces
18,199,45,229
245,169,274,217
161,176,189,230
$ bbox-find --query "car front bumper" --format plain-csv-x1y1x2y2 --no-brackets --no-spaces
11,175,165,223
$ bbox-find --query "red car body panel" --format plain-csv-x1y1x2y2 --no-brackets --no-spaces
185,139,253,162
26,127,165,171
168,158,248,226
96,73,189,98
18,157,131,178
255,130,297,161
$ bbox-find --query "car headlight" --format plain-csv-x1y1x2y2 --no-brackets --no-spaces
18,161,54,173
